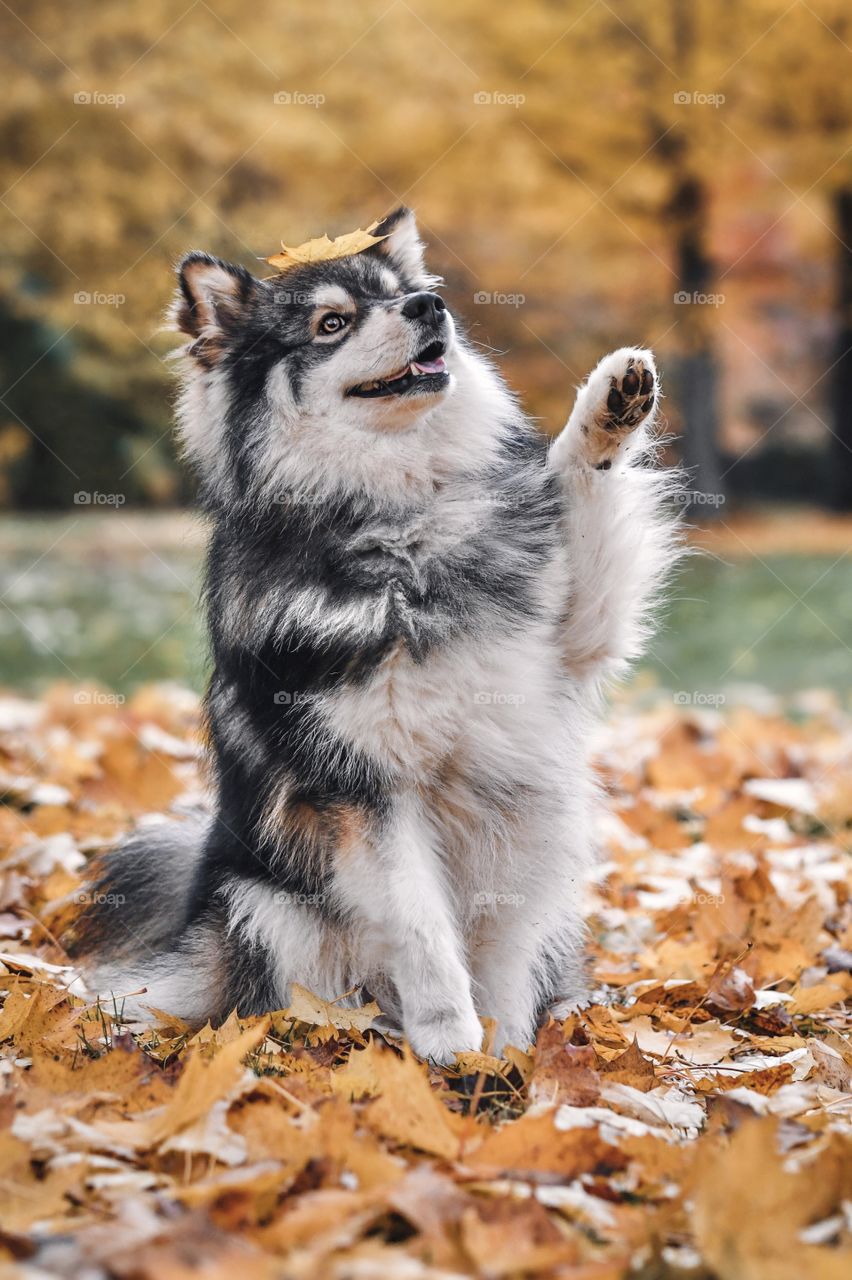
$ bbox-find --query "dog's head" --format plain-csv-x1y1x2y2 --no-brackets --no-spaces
173,208,510,507
176,207,455,422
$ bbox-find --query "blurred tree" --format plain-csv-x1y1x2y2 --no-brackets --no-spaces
0,0,849,509
833,189,852,507
0,299,149,507
514,0,743,515
738,0,852,507
664,1,725,514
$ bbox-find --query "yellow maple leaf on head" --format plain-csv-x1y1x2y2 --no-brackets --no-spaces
265,219,388,272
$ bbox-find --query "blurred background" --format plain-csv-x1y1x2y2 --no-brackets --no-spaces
1,0,851,699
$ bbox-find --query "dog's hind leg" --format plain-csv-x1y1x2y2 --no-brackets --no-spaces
66,816,223,1024
548,347,682,682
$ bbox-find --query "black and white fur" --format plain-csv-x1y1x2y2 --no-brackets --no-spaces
72,208,679,1062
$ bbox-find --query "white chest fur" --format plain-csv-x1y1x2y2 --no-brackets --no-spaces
321,620,570,782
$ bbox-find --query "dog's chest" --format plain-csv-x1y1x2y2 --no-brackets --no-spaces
341,485,538,619
319,479,564,773
343,487,476,575
323,616,563,780
346,520,429,594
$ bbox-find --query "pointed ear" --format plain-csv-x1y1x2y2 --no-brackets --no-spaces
172,252,259,364
373,207,442,289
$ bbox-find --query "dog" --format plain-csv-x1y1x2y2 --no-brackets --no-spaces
72,207,679,1062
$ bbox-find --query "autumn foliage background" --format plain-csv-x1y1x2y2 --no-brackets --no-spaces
2,0,852,509
1,4,852,1279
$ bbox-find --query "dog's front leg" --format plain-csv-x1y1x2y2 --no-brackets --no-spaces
470,908,549,1056
471,881,588,1055
333,793,482,1065
548,347,679,681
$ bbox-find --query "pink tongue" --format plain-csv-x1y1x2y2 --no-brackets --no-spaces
412,356,446,374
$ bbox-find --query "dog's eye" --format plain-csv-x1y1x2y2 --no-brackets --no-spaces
318,313,348,336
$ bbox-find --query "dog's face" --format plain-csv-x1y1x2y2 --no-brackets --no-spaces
175,208,456,439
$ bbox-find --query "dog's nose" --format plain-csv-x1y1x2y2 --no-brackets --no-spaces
401,292,447,324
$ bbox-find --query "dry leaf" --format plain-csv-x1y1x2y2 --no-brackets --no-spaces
265,222,388,271
466,1110,627,1178
97,1019,269,1150
282,982,381,1032
692,1119,852,1280
528,1021,601,1108
4,683,852,1276
332,1041,464,1159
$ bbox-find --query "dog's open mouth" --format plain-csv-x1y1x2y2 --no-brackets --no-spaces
347,341,449,399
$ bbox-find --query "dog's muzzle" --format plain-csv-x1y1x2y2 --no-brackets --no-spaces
347,293,451,399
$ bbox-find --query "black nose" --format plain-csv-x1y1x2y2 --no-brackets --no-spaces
401,291,447,323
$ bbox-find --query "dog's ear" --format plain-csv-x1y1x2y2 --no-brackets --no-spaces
373,207,441,288
173,252,259,364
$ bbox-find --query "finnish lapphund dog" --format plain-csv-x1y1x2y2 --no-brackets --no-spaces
73,207,679,1062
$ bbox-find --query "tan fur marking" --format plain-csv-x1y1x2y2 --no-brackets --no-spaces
259,789,372,873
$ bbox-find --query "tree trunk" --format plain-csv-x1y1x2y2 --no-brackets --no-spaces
830,187,852,510
668,173,725,520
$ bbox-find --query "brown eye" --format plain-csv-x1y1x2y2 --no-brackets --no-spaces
318,313,348,335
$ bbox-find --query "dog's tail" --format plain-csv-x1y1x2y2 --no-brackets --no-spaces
65,816,213,1021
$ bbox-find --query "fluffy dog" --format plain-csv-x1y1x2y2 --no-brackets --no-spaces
73,207,679,1062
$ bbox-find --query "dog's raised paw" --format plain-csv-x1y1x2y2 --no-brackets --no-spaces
580,346,658,467
605,356,656,431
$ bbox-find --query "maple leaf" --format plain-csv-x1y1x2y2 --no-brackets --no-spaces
279,982,381,1033
528,1021,601,1108
265,221,388,272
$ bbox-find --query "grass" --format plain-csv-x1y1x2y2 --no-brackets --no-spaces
1,511,851,700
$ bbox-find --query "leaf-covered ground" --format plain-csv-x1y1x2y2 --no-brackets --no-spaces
0,684,850,1278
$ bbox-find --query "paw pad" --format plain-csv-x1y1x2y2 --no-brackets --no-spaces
604,360,657,432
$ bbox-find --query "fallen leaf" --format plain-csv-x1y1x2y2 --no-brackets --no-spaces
466,1110,627,1178
97,1019,269,1150
282,983,381,1033
528,1021,601,1108
691,1118,852,1280
332,1041,464,1159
